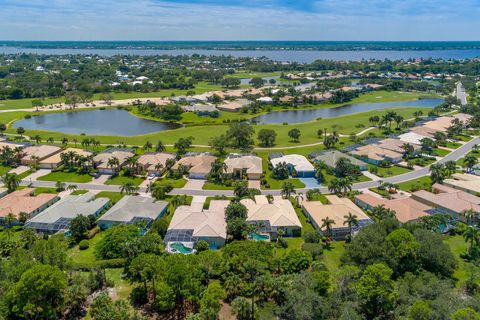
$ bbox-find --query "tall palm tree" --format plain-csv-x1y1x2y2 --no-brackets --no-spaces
463,226,480,254
321,217,335,237
463,154,478,173
156,141,166,152
143,141,153,151
343,212,359,238
107,157,120,173
120,181,139,195
2,173,20,193
281,181,295,199
67,184,78,192
463,209,477,226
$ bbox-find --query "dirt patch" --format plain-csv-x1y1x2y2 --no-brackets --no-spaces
219,302,235,320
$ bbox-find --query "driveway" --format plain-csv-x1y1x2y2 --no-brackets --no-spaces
23,169,50,182
9,166,30,175
91,174,110,185
183,179,206,190
248,180,261,189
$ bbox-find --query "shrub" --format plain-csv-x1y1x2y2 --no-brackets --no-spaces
303,230,320,243
277,237,288,248
195,240,209,252
78,240,89,250
130,286,148,306
302,243,324,260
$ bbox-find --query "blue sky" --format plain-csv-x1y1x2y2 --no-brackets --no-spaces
0,0,480,40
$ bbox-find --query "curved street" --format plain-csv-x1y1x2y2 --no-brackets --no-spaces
19,136,480,197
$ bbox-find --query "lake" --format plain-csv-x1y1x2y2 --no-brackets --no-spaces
13,109,182,136
251,98,444,124
1,47,480,63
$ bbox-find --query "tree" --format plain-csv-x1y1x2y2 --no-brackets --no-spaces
6,264,67,319
451,308,480,320
2,173,20,193
281,249,312,274
430,163,448,184
420,137,436,155
195,240,209,252
385,228,420,276
343,212,359,240
226,122,254,151
249,77,265,88
233,180,250,199
16,127,25,137
95,224,139,259
321,217,335,237
357,263,395,318
150,182,173,200
31,99,43,111
69,214,94,242
463,153,478,173
288,128,301,142
257,129,277,147
281,181,295,198
100,92,113,105
89,293,130,320
174,136,194,156
209,134,229,155
120,181,139,195
323,134,339,149
0,123,6,135
272,162,289,180
463,226,480,258
155,140,166,152
143,141,152,151
371,204,396,220
199,282,226,318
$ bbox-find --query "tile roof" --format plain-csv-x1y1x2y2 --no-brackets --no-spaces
224,155,263,175
174,154,216,175
98,196,168,223
270,154,315,172
0,188,58,218
241,195,302,228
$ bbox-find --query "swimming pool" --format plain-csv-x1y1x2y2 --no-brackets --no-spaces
170,242,194,254
249,232,270,241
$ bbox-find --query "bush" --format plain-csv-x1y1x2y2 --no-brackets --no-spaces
78,240,89,250
195,240,209,252
277,237,288,248
130,286,148,306
303,230,320,243
301,243,324,260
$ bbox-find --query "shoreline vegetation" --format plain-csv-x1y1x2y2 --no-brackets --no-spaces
3,40,480,51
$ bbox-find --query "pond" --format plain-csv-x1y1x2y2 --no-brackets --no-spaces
13,109,182,136
251,98,444,124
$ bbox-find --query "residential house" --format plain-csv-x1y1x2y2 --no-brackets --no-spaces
443,173,480,195
165,200,229,252
412,183,480,223
241,195,302,239
302,195,372,240
97,196,168,229
217,98,250,112
224,155,263,180
0,188,59,222
39,148,92,169
24,192,109,234
21,145,62,165
173,154,216,179
311,150,368,171
137,152,176,176
270,154,315,177
93,148,134,174
351,145,404,165
354,193,431,223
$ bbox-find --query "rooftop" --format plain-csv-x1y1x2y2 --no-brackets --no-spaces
412,183,480,213
98,196,168,223
355,193,430,223
0,188,58,219
224,155,263,175
138,152,176,171
241,195,302,228
302,195,371,229
173,154,216,175
22,145,61,161
40,148,92,165
312,150,367,168
24,192,109,231
270,154,315,172
167,200,229,239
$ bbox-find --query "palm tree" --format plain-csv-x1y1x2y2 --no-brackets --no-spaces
33,135,42,144
463,209,477,226
72,138,78,147
4,212,16,229
281,181,295,199
55,180,66,191
321,217,335,237
156,141,166,152
430,163,447,184
2,173,20,193
371,205,396,220
120,181,139,195
343,212,359,239
463,154,478,173
61,137,68,145
463,226,480,255
67,184,78,192
143,141,153,151
107,157,120,173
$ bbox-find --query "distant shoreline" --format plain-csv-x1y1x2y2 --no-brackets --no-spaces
2,40,480,51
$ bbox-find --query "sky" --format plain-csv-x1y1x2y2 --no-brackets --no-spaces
1,0,480,41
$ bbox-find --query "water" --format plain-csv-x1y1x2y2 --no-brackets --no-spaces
249,233,270,241
170,242,193,254
1,46,480,63
251,98,443,124
13,109,182,136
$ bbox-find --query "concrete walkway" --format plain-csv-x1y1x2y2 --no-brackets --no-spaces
362,171,382,181
23,169,50,181
8,166,30,175
183,179,206,190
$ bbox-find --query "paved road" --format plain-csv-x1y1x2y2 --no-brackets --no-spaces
21,136,479,197
457,82,468,106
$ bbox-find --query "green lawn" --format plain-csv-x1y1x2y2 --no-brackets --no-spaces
321,241,346,272
71,189,89,195
17,169,33,180
0,165,12,175
95,192,124,205
443,235,470,287
433,148,451,157
105,173,145,186
37,170,93,183
158,177,187,188
202,181,234,190
368,165,412,178
33,187,58,196
105,268,133,301
321,171,371,185
67,232,106,265
203,196,234,209
397,176,432,192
